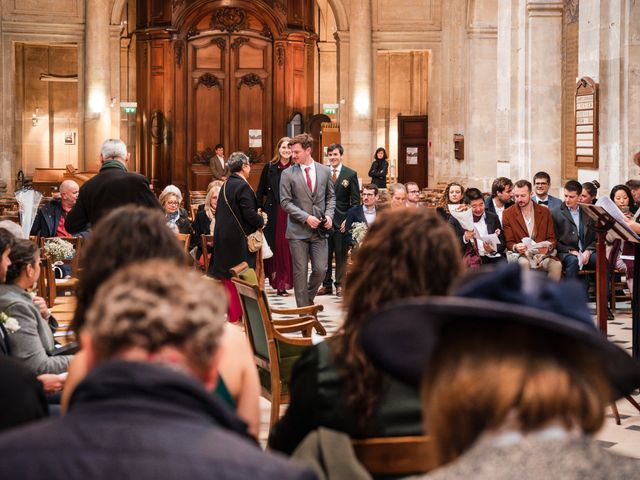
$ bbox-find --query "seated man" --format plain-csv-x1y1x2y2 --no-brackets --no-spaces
448,187,505,265
502,179,562,280
0,260,313,480
345,183,379,246
30,180,85,238
551,180,596,278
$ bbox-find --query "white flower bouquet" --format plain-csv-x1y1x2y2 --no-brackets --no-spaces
0,312,20,333
43,238,75,263
351,222,368,247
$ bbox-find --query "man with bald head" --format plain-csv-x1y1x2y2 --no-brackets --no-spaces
31,180,84,238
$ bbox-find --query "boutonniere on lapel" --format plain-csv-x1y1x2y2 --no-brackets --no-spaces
341,179,349,188
0,312,21,333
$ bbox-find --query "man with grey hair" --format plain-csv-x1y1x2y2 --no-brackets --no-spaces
31,180,84,238
0,260,314,480
66,139,160,233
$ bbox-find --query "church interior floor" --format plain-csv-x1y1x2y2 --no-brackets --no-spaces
257,288,640,459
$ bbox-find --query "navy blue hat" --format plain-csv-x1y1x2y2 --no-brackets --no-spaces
361,263,640,400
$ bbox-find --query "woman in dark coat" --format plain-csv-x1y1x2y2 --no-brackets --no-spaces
368,147,389,189
256,137,294,296
191,185,220,263
209,152,265,279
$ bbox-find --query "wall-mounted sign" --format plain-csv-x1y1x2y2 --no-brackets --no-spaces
120,101,137,114
249,129,262,148
64,131,76,145
406,147,418,165
575,77,598,168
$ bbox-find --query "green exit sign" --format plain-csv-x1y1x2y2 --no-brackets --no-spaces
120,101,137,114
324,108,336,115
323,103,338,115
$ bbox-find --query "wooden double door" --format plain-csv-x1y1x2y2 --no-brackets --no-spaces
186,31,272,180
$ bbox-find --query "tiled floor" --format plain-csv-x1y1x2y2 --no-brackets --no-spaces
258,287,640,458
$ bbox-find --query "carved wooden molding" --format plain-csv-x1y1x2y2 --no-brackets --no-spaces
276,45,285,67
172,0,185,10
195,72,220,89
210,7,248,33
174,41,184,68
238,73,263,88
275,0,287,15
261,25,273,40
211,37,226,50
193,147,215,164
564,0,578,24
231,36,250,50
187,26,200,38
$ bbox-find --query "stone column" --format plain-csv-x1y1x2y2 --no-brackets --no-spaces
344,0,373,177
525,0,563,184
84,0,112,170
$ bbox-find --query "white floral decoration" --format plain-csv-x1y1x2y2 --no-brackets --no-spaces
350,222,368,247
43,238,75,263
0,312,21,333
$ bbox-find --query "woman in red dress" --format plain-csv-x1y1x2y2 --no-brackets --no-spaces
256,137,294,296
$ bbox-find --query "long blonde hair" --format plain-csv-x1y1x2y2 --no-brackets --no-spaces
271,136,292,165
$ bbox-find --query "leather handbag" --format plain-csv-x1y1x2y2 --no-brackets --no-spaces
223,182,263,253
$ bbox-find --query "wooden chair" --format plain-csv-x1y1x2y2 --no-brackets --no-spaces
39,236,83,277
189,190,207,216
352,435,435,477
176,232,191,255
610,268,632,313
231,275,325,427
190,204,200,221
230,262,326,336
201,234,214,272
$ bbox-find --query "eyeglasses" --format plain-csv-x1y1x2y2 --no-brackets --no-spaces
166,201,179,206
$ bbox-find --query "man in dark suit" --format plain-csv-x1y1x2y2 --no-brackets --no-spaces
65,139,161,233
345,183,379,246
532,171,562,209
484,177,514,225
551,180,596,278
449,187,505,265
318,144,360,297
280,133,335,307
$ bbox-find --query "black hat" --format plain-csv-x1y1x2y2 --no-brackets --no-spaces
361,263,640,400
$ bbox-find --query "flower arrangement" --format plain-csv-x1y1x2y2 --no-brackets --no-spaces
350,222,368,247
43,238,75,263
0,312,20,333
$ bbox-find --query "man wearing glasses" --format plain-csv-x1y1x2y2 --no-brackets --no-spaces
532,171,562,209
405,182,421,207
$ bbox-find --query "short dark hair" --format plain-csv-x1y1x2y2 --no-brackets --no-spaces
514,179,532,192
72,206,187,334
464,188,484,204
564,180,583,194
0,228,14,257
362,183,379,195
491,177,513,197
626,179,640,191
6,239,38,285
533,171,551,184
327,143,344,155
289,133,314,150
214,144,224,150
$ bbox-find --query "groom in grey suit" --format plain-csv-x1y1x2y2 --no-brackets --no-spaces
280,133,336,307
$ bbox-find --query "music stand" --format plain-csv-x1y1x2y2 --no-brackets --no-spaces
582,203,640,424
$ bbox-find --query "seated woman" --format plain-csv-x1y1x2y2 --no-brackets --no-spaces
268,208,463,454
608,184,637,292
579,180,599,205
191,185,220,263
362,264,640,478
435,182,464,222
388,183,407,209
0,239,72,375
159,186,190,234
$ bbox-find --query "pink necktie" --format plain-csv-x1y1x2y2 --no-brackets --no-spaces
305,167,312,191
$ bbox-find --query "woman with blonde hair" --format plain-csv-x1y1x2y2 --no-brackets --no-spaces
191,185,221,263
256,137,294,296
435,182,464,222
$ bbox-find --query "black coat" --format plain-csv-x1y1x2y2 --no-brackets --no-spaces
0,356,48,433
191,205,212,259
256,161,288,248
448,211,506,257
209,174,264,278
65,166,161,233
551,203,596,261
332,165,360,224
0,361,313,480
368,159,388,189
30,199,88,238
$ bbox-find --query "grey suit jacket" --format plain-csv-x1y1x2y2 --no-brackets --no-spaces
280,162,336,240
0,284,71,375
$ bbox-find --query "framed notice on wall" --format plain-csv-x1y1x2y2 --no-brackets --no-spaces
575,76,598,169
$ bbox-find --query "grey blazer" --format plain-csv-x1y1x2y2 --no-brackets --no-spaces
0,284,71,375
280,162,336,240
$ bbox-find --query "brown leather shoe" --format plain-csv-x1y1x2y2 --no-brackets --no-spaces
335,286,342,297
317,286,333,295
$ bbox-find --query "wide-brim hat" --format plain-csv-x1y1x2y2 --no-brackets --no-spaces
360,263,640,400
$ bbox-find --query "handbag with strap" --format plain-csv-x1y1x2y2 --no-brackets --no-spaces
223,181,263,253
